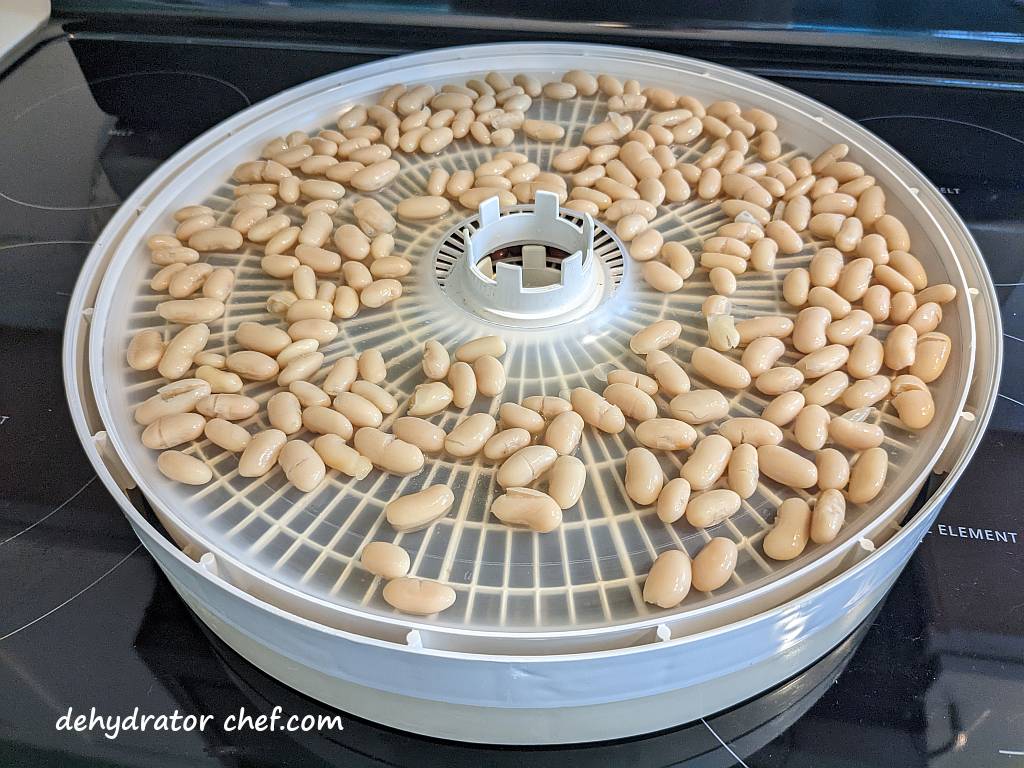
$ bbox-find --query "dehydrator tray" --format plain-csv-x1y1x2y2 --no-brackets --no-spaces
77,43,989,642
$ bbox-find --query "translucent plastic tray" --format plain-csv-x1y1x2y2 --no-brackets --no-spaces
89,46,977,635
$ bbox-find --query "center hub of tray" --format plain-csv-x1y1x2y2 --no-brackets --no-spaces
434,191,623,327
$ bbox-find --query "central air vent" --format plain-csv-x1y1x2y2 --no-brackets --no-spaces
433,191,626,327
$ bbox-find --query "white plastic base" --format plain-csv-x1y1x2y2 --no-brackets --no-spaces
175,568,898,743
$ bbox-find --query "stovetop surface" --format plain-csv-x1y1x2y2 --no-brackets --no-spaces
0,25,1022,768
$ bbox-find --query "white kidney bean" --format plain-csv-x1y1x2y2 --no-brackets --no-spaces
808,286,851,320
741,337,785,377
829,415,885,450
792,306,832,353
150,262,187,291
396,195,450,221
333,391,383,428
543,410,585,456
892,375,936,429
625,447,664,505
196,394,258,421
479,427,529,462
236,429,287,477
802,370,849,406
443,413,496,458
166,262,212,299
352,349,384,384
134,379,211,426
782,268,810,307
603,382,658,421
205,418,251,453
686,489,742,528
157,450,212,485
763,498,811,560
570,388,626,433
518,396,570,419
383,577,456,616
389,417,444,454
289,380,330,408
277,440,326,492
848,446,888,503
884,324,918,371
633,418,696,452
453,335,505,363
911,332,951,383
717,417,783,448
796,344,850,379
301,405,353,440
709,267,737,298
643,550,691,608
154,323,209,381
235,322,290,357
845,335,883,379
311,434,371,479
692,538,738,592
735,316,794,345
156,297,225,325
665,389,725,424
350,381,397,415
548,455,586,510
266,391,301,435
320,357,356,397
629,228,664,262
914,283,957,306
128,329,165,371
907,302,942,335
808,489,846,545
605,371,657,397
224,351,281,385
630,320,681,354
497,445,558,488
691,347,750,389
842,375,891,410
353,198,396,237
190,351,226,370
353,427,424,475
141,412,206,450
826,309,873,347
653,477,690,524
757,445,817,488
813,448,848,491
491,488,562,533
361,542,410,579
794,404,830,451
439,362,473,410
679,435,733,492
493,403,542,436
386,485,455,532
645,350,690,396
753,366,806,397
400,382,452,418
727,443,759,498
286,298,334,324
473,355,506,398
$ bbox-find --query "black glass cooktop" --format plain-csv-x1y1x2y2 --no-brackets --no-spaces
1,24,1022,768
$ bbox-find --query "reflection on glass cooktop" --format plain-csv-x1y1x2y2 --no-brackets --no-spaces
0,30,1021,768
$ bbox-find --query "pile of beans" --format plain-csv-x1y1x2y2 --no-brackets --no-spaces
128,68,957,617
